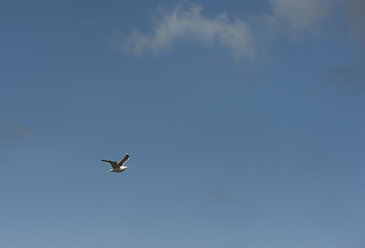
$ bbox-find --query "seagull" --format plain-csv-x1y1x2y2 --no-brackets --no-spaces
101,153,130,173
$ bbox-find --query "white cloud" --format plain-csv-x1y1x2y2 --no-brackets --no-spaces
120,2,343,60
122,5,254,60
268,0,332,32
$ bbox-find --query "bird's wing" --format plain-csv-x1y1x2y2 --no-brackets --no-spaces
101,160,119,169
118,153,130,166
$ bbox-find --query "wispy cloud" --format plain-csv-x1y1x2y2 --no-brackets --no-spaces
121,5,254,60
8,123,30,136
328,63,365,94
209,188,233,203
119,2,357,60
0,123,30,144
343,0,365,45
268,0,332,32
270,0,365,44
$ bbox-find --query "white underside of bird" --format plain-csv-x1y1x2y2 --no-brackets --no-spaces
101,153,130,173
109,165,128,173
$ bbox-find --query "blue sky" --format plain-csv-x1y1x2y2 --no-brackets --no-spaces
1,0,365,247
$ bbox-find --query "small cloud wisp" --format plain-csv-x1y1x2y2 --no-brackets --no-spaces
121,5,254,60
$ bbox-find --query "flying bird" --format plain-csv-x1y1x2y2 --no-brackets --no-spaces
101,153,130,173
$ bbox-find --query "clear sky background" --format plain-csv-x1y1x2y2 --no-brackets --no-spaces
1,0,365,247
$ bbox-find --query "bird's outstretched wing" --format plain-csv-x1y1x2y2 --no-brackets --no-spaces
101,160,118,169
118,153,130,166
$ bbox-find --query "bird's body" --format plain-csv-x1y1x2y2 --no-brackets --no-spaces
109,166,128,173
101,153,130,173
